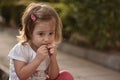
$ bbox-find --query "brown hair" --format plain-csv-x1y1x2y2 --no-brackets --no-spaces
17,2,62,44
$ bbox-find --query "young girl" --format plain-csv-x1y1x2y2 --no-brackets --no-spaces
8,2,74,80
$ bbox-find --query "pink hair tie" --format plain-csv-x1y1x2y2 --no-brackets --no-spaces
31,14,36,21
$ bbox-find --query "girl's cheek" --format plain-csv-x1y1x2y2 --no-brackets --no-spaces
50,37,55,42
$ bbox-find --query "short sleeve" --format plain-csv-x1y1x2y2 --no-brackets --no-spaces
8,43,29,63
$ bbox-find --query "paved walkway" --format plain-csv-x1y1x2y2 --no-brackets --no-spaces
0,27,120,80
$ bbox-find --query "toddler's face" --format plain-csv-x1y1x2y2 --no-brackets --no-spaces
30,19,56,50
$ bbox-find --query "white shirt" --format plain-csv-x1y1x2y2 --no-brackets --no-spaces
8,43,50,80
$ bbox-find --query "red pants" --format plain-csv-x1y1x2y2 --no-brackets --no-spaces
47,70,74,80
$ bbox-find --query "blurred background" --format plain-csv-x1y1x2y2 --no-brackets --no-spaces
0,0,120,50
0,0,120,80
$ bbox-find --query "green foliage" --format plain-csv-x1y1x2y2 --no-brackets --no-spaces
0,5,11,24
59,0,120,50
11,5,25,26
79,0,120,50
0,3,26,27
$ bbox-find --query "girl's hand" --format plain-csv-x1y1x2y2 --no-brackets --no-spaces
36,45,49,61
47,44,57,57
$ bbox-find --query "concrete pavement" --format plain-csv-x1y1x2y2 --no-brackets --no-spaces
0,27,120,80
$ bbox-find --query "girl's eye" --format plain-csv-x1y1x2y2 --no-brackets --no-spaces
39,33,44,36
49,32,54,35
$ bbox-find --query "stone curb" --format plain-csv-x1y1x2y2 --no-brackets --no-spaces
58,42,120,71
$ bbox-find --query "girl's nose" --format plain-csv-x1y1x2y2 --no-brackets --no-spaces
44,36,49,42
